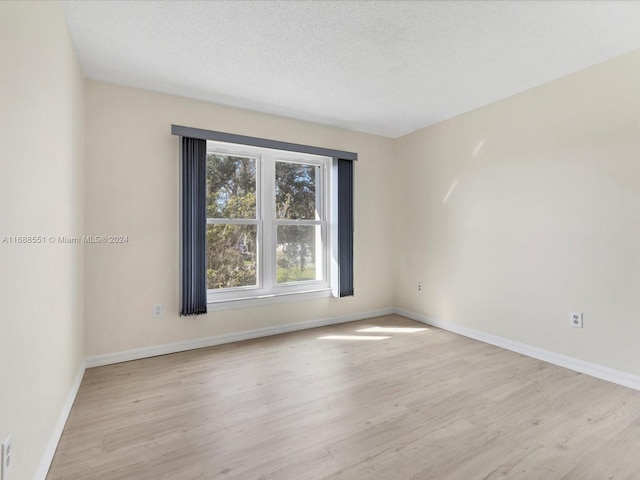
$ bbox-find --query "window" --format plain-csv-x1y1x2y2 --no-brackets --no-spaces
173,125,355,316
206,141,331,303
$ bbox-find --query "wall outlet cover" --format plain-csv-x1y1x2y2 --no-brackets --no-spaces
2,432,12,480
570,312,583,328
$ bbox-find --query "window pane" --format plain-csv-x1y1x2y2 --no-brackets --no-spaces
275,162,319,220
207,224,257,289
207,154,256,219
276,225,322,283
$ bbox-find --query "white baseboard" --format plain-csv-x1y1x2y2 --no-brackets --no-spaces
85,308,395,368
35,359,86,480
82,305,640,388
395,307,640,392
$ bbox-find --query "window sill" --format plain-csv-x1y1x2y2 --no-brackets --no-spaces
206,288,333,312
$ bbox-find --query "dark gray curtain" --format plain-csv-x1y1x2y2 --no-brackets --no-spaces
338,159,354,297
180,136,208,316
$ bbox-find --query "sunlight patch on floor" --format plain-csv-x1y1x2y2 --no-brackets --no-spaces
357,326,428,333
317,335,390,341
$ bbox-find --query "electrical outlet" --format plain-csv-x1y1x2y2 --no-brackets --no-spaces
417,282,423,293
2,433,12,480
570,312,583,328
153,304,163,318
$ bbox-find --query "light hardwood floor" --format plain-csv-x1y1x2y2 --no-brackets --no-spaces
47,315,640,480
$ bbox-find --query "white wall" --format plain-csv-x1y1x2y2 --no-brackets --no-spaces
84,81,395,356
394,50,640,376
0,2,84,479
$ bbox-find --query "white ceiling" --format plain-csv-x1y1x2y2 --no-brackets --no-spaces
61,1,640,138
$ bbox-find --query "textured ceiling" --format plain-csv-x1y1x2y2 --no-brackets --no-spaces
61,1,640,138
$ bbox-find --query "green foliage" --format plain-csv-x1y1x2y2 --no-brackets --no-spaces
277,264,316,283
275,162,317,219
206,154,256,218
206,154,319,289
275,162,318,283
207,224,257,289
206,154,257,289
276,225,315,283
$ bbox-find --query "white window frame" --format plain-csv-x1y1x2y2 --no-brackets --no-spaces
206,141,332,307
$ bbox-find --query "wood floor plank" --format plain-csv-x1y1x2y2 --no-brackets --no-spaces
46,315,640,479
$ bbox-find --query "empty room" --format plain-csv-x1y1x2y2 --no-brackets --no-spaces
3,1,640,479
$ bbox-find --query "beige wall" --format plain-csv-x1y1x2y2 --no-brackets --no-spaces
84,81,395,356
394,50,640,376
0,2,84,479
